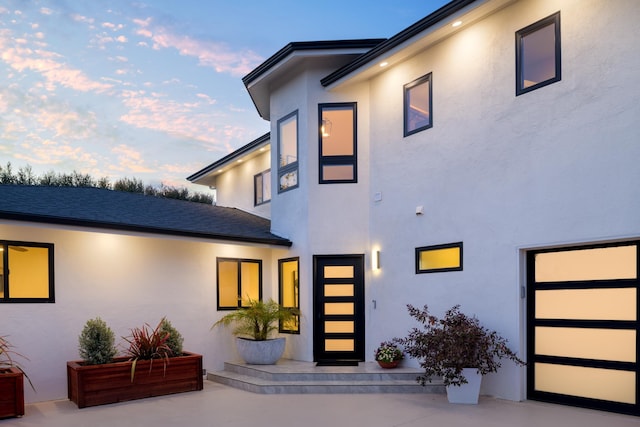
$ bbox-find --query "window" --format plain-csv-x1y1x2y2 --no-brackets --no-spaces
277,111,298,193
516,12,561,95
319,103,357,183
404,73,432,136
0,240,54,303
278,257,300,333
254,169,271,206
216,258,262,310
415,242,463,274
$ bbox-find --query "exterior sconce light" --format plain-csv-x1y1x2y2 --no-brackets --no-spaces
373,250,381,270
321,119,332,137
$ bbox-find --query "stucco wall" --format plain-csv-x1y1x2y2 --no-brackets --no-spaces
1,221,282,403
364,0,640,400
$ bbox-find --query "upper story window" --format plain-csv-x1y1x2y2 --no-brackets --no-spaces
404,72,432,137
516,12,561,96
1,240,54,303
318,103,357,184
254,169,271,206
277,111,298,193
216,258,262,310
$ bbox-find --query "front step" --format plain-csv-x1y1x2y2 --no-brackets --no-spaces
208,359,445,394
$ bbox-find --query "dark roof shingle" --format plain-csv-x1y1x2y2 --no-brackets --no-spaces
0,185,291,247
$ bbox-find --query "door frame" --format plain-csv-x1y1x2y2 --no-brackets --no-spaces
313,254,365,363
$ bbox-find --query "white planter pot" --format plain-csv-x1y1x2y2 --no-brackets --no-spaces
445,368,482,404
236,337,286,365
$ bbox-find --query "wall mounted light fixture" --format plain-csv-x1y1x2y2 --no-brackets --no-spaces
373,250,381,270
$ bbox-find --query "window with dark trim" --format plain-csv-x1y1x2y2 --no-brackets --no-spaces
277,111,298,193
404,73,432,137
0,240,54,303
415,242,463,274
278,257,300,334
216,258,262,310
318,103,357,184
516,12,561,96
254,169,271,206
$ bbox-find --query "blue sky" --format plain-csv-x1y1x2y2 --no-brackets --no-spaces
0,0,448,191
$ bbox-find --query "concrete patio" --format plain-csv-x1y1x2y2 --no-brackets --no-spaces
4,380,638,427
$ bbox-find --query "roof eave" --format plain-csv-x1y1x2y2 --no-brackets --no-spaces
0,211,293,248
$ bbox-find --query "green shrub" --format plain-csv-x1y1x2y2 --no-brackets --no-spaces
159,317,184,356
78,318,117,365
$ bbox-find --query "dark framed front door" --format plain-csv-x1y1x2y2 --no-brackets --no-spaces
313,255,365,364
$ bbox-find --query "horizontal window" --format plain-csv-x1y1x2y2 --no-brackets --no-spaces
415,242,463,274
0,240,54,303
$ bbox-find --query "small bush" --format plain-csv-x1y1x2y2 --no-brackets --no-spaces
79,318,118,365
159,317,184,356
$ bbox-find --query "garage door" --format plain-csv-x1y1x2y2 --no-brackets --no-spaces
527,241,639,416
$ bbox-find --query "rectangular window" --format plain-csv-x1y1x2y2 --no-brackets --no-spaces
217,258,262,310
279,257,300,333
516,12,561,95
254,169,271,206
0,240,54,303
319,103,357,183
415,242,463,274
404,73,432,136
277,111,298,193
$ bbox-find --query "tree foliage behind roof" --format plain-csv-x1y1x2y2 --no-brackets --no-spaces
0,162,213,205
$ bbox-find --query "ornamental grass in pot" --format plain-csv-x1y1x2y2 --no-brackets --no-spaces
395,304,525,403
212,298,299,364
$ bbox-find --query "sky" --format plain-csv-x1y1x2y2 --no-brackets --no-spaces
0,0,449,193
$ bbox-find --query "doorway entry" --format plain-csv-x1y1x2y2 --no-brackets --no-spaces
527,240,640,416
313,255,365,365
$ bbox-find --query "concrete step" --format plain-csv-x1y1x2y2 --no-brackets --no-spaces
207,359,445,395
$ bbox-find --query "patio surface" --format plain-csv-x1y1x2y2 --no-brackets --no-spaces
3,380,639,427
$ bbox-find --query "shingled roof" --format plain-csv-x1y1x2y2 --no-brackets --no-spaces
0,185,291,247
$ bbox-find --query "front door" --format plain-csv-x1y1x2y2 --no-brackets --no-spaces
313,255,365,364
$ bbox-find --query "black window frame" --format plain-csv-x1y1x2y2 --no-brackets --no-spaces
318,102,358,184
415,242,463,274
404,72,433,137
278,257,300,334
516,12,561,96
254,168,271,206
277,110,299,194
216,257,263,310
0,240,55,303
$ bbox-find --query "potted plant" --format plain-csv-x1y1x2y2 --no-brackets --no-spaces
396,304,524,404
67,317,203,408
212,298,299,365
374,341,404,369
0,335,35,419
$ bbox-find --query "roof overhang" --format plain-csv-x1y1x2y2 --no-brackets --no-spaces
243,39,385,120
321,0,517,89
187,132,270,188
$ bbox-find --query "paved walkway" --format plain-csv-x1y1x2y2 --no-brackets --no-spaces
3,381,638,427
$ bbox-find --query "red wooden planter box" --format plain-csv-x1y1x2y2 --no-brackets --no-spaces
67,352,203,408
0,367,25,419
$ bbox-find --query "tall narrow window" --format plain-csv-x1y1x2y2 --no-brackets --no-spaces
0,241,54,303
254,169,271,206
516,12,561,95
277,111,298,193
404,73,432,137
217,258,262,310
279,257,300,333
319,103,357,184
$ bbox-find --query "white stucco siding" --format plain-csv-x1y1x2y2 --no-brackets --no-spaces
364,0,640,401
1,221,278,403
214,148,271,219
